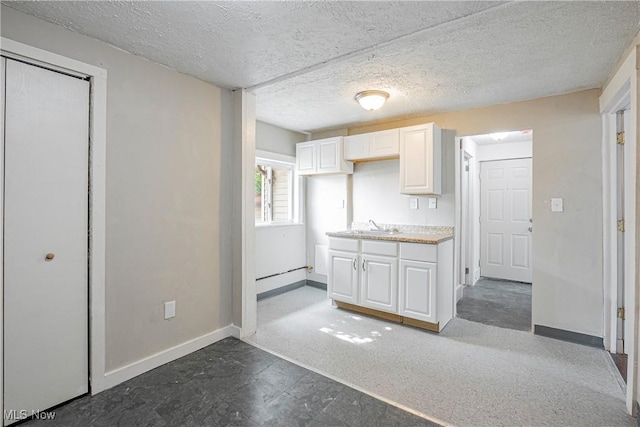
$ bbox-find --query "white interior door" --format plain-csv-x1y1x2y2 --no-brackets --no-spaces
3,58,89,422
480,158,532,282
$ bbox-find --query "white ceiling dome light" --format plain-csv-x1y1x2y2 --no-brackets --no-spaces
355,90,389,111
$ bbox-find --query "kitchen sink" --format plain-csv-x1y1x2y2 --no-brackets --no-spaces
342,229,401,235
342,230,364,235
368,229,402,235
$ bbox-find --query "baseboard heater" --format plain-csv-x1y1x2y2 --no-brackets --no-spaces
256,266,311,281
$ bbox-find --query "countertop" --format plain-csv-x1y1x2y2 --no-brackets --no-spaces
326,230,453,245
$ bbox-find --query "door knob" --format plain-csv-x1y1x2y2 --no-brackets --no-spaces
45,253,55,261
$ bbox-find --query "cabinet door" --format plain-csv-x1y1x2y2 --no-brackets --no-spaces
399,124,441,194
317,137,342,173
344,134,370,160
328,250,359,304
360,254,398,313
399,259,437,323
296,142,316,175
370,129,399,159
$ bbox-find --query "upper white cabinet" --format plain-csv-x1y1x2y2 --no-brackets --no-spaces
296,142,316,174
399,123,442,195
344,129,400,161
296,137,353,176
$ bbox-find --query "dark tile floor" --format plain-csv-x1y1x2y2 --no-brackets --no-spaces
456,277,532,331
25,338,437,427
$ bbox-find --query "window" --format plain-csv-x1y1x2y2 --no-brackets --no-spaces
255,157,297,224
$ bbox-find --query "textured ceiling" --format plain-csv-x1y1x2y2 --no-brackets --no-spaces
6,1,640,132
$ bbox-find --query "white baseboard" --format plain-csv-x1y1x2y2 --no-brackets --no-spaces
103,324,240,390
456,284,465,302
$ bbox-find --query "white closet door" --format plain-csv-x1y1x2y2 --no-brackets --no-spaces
480,158,532,283
3,58,89,421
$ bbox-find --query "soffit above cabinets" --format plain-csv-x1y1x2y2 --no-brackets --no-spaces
7,1,640,133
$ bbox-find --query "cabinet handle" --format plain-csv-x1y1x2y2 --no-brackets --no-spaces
362,260,366,271
353,259,357,270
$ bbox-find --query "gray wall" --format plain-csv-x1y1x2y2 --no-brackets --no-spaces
256,120,307,156
1,6,234,371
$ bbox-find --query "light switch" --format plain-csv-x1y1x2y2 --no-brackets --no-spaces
164,301,176,319
551,198,563,212
428,198,437,209
409,198,418,210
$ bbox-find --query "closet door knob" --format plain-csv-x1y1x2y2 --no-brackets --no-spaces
45,253,55,261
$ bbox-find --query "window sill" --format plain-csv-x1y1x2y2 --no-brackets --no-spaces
255,222,304,229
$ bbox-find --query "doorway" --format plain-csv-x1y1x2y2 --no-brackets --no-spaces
2,57,89,423
606,107,633,385
455,130,533,331
599,48,638,415
0,39,107,424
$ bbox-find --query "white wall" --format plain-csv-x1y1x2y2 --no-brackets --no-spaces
476,140,532,161
334,89,603,338
1,6,234,372
254,122,307,293
352,130,456,226
255,225,306,293
305,174,351,283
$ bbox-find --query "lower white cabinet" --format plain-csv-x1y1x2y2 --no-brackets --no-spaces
399,260,437,323
328,238,398,313
328,249,358,304
361,254,398,313
327,237,453,331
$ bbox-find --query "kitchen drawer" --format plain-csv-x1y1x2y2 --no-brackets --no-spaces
361,240,398,256
400,242,437,262
329,237,359,252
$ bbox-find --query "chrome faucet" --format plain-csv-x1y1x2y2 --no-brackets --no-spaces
369,219,381,230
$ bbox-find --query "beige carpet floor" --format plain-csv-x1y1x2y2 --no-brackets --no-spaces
247,286,632,427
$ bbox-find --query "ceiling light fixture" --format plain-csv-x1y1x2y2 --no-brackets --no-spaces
355,90,389,111
490,132,509,141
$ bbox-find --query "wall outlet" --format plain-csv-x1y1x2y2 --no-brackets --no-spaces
428,198,437,209
409,198,418,210
164,301,176,319
550,198,563,212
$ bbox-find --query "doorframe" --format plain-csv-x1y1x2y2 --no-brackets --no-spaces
458,150,473,293
455,135,533,313
0,37,108,414
600,46,638,415
235,89,257,338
